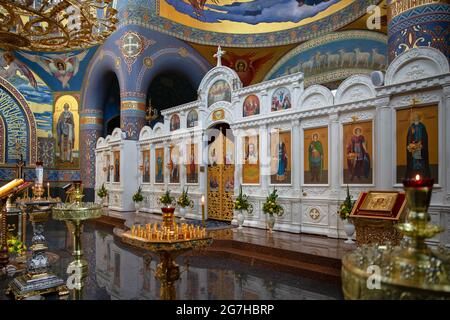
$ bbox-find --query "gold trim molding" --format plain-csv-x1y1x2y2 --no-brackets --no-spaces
388,0,445,20
121,101,146,112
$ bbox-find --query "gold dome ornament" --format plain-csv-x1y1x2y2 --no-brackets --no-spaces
342,175,450,299
0,0,117,51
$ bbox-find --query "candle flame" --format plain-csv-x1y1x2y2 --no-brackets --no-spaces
415,174,421,181
201,195,205,204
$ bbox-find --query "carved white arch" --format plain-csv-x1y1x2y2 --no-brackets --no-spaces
299,85,334,110
385,47,449,85
139,125,152,141
198,66,242,105
152,122,164,136
335,74,376,105
110,128,126,142
205,106,234,128
96,137,106,148
104,135,111,145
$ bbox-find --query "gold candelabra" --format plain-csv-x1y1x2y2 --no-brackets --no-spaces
121,203,212,299
342,174,450,299
0,0,117,52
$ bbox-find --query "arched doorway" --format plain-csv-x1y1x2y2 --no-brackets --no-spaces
102,71,120,137
146,71,197,128
207,122,235,221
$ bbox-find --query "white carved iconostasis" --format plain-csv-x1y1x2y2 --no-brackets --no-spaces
95,47,450,246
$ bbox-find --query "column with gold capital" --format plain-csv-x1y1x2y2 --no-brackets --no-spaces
79,109,103,189
120,92,147,140
387,0,450,63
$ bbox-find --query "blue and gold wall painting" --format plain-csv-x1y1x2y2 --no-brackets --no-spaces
265,30,387,88
53,93,80,169
0,50,54,163
18,50,91,90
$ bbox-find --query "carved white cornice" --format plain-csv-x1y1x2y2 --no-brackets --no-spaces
234,72,304,96
143,127,203,144
385,47,449,86
376,73,450,96
301,117,329,129
231,97,378,129
443,85,450,97
389,90,442,109
161,101,200,116
340,111,375,124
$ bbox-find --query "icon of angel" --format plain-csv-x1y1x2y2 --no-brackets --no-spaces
19,51,88,88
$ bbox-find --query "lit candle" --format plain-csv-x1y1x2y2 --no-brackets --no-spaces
47,182,50,199
403,173,434,188
201,195,205,227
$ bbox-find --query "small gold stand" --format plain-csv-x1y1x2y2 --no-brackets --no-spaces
52,181,102,300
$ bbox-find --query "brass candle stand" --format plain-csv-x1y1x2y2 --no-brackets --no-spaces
342,176,450,299
6,197,68,300
51,181,102,300
121,205,212,299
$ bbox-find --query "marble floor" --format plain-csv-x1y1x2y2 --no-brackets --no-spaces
0,217,345,300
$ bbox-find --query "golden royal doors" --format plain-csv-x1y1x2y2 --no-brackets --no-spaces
207,123,235,221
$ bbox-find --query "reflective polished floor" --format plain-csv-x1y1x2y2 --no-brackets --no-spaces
0,219,344,300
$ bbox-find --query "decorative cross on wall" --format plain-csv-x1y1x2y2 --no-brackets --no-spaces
213,46,226,67
123,33,141,57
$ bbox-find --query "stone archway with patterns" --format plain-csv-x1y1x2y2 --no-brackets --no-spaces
0,76,37,165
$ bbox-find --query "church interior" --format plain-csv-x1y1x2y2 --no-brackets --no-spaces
1,0,450,302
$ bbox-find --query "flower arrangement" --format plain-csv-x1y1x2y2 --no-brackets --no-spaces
262,188,284,216
7,236,26,255
132,186,144,203
177,187,191,208
159,189,175,206
234,185,253,213
97,183,108,198
338,185,355,220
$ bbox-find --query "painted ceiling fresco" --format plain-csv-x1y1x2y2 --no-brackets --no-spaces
190,43,296,86
264,30,387,88
161,0,344,33
117,0,380,47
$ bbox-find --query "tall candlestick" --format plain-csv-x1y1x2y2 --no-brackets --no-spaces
35,161,43,185
47,182,50,199
201,195,205,227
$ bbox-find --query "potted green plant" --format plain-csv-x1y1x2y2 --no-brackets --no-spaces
234,185,253,229
158,190,175,213
262,188,284,233
7,236,27,263
97,183,108,207
177,187,193,221
132,186,144,213
338,185,356,243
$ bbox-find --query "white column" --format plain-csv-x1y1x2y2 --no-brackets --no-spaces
292,119,301,191
260,90,269,114
329,112,340,238
443,86,450,204
234,128,242,193
259,123,269,194
180,139,186,189
375,97,391,189
164,142,169,189
329,113,340,195
180,111,187,130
